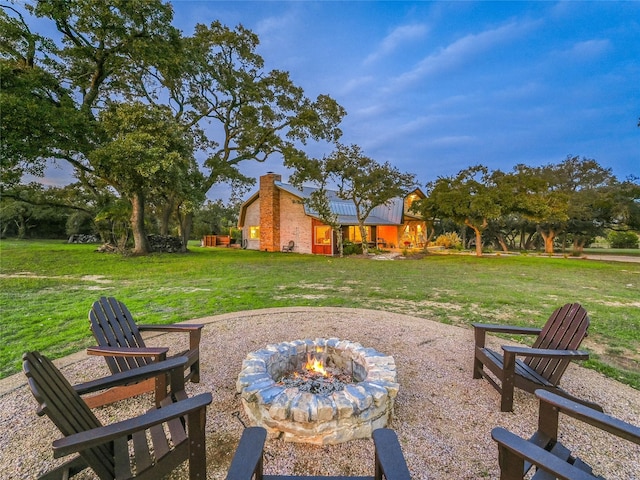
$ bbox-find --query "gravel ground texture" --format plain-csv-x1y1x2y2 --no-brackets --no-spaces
1,307,638,479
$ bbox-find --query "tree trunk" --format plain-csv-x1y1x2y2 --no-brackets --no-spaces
335,227,344,258
472,227,483,256
538,227,556,254
572,238,586,255
465,219,486,257
159,197,175,236
524,231,537,250
178,210,193,253
359,223,369,255
426,225,435,246
15,216,27,239
130,192,150,255
496,233,509,253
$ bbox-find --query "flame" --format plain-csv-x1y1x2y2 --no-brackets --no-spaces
304,351,327,376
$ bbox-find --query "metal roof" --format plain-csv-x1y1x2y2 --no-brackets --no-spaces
238,179,424,227
275,181,408,225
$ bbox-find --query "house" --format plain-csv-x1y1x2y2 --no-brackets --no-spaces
238,173,427,255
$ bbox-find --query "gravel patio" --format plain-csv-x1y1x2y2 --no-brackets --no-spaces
1,307,638,479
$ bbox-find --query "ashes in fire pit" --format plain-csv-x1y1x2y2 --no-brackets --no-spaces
236,338,398,445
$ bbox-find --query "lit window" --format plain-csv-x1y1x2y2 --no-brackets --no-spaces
347,226,371,242
249,226,260,239
315,225,332,245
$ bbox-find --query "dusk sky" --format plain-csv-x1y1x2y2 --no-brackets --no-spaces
28,1,640,200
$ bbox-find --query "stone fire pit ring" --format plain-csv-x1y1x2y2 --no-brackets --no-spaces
236,338,399,445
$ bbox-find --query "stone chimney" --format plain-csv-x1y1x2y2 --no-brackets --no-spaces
259,173,281,252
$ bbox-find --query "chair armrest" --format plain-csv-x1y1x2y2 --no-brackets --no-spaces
372,428,411,480
138,324,203,351
86,345,169,358
472,323,542,335
225,427,267,480
536,390,640,445
72,357,187,396
491,427,598,480
52,392,212,458
502,346,590,361
138,324,204,333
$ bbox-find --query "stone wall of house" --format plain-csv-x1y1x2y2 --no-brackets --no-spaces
242,172,315,254
243,200,261,251
278,190,312,254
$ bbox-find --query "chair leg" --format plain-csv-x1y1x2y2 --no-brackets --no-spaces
501,352,516,412
190,360,200,384
497,444,525,480
187,406,207,480
472,330,487,379
472,355,484,379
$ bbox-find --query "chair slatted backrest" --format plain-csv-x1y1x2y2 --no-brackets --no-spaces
89,297,152,374
527,303,589,385
23,351,116,480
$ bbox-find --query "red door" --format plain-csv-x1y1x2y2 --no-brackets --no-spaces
311,219,333,255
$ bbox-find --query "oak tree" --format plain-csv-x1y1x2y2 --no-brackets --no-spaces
323,144,416,255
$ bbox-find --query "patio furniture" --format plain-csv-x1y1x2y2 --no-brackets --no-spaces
282,240,295,252
492,389,640,479
225,427,411,480
472,303,600,412
23,351,212,480
87,296,203,407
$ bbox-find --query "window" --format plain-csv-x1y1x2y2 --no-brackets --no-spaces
315,225,332,245
347,226,371,242
249,226,260,239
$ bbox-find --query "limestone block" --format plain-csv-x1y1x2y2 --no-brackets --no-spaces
316,395,337,422
332,391,355,419
236,372,271,391
257,385,285,404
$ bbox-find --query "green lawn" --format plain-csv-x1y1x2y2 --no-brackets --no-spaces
1,239,638,389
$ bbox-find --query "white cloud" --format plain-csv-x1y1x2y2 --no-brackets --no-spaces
425,135,476,147
389,20,539,89
255,9,299,37
364,23,428,65
337,75,376,96
556,39,612,60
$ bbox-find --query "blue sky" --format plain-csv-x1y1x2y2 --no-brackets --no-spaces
29,1,640,199
169,0,640,199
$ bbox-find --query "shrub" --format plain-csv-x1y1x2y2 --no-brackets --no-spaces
342,241,363,255
607,231,639,249
434,232,462,249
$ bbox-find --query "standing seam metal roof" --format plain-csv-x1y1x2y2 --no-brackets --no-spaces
275,181,406,225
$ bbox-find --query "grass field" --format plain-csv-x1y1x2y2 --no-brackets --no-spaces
1,239,638,389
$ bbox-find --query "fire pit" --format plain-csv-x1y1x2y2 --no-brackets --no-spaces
236,338,399,444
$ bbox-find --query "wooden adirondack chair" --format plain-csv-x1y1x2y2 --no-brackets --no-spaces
492,389,640,479
86,296,204,408
226,426,411,480
23,351,212,480
472,303,601,412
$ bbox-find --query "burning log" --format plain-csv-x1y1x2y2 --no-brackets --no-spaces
278,349,353,395
279,369,352,395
